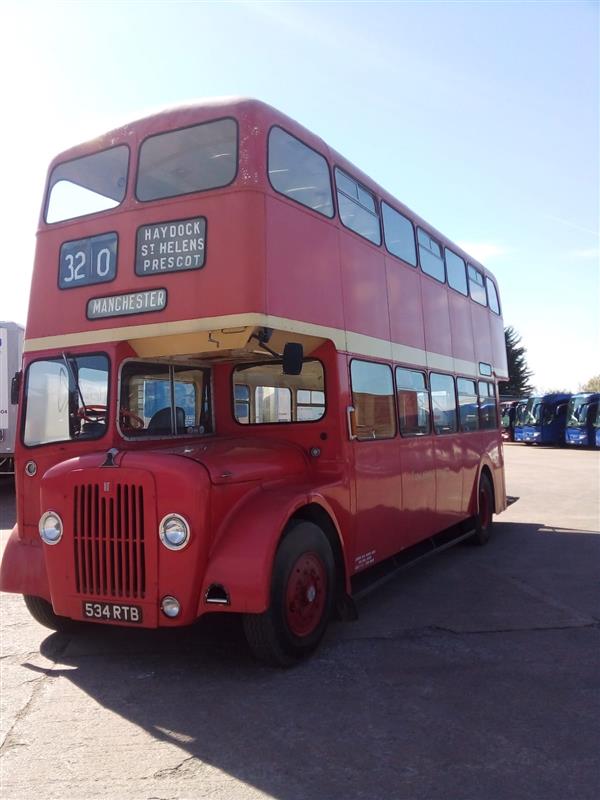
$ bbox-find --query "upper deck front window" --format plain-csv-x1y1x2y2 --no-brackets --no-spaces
268,127,334,218
45,146,129,224
136,118,238,202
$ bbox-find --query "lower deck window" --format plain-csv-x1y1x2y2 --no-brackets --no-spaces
430,373,458,434
120,362,212,437
478,381,498,429
233,360,325,424
457,378,479,432
351,360,396,440
396,367,430,435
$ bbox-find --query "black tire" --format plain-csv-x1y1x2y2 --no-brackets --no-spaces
23,595,77,633
243,521,335,667
470,473,494,546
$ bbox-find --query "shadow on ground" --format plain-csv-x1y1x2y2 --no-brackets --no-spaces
20,521,600,800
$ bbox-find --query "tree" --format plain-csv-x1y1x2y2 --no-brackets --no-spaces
580,374,600,392
499,326,534,397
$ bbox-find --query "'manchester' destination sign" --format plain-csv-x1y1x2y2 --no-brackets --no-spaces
87,289,167,319
136,217,206,275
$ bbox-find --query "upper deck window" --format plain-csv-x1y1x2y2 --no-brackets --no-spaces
468,265,487,305
268,127,334,218
136,118,237,202
486,277,500,314
335,168,381,245
45,146,129,224
381,203,416,266
445,248,468,295
417,229,445,283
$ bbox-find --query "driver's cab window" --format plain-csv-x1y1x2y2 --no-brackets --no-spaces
119,361,212,437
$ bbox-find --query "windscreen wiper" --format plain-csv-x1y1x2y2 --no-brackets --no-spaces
61,352,88,419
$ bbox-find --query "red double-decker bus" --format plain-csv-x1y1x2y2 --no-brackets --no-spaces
0,99,508,665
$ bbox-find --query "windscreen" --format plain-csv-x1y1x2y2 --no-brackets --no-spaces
567,397,590,427
23,354,109,446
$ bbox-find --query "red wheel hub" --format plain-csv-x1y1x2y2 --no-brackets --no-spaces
285,552,327,637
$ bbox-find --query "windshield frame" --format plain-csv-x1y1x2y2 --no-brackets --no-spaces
21,352,111,449
117,357,214,441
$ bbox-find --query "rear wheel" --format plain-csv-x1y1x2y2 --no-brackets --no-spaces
243,521,335,667
23,595,77,633
471,473,494,546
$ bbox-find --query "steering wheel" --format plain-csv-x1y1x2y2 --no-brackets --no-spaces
119,408,145,430
77,404,107,422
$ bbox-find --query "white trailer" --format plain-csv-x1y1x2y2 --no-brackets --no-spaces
0,322,24,475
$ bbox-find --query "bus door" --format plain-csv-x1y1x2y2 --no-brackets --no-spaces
349,360,404,570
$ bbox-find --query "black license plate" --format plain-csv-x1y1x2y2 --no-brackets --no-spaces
82,601,143,624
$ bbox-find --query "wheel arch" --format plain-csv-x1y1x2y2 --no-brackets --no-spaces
199,487,348,616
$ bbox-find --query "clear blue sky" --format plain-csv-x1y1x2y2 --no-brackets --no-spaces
1,0,598,391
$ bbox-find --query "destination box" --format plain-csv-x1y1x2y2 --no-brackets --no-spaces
87,289,167,319
135,217,206,276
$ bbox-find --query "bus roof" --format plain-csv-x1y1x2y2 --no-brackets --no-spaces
45,97,498,285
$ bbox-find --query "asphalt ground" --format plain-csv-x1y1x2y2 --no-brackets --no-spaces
1,443,599,800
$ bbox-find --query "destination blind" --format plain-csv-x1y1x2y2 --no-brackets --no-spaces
136,217,206,275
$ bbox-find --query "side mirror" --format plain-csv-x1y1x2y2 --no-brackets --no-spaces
11,371,22,405
282,342,303,376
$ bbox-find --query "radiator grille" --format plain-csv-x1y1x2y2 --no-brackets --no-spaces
73,484,145,599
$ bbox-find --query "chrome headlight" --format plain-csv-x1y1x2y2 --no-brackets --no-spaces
159,514,190,550
39,511,63,545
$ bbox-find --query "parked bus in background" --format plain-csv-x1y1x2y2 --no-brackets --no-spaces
500,398,521,442
512,399,528,442
0,99,508,666
565,392,600,447
522,393,571,445
0,322,24,476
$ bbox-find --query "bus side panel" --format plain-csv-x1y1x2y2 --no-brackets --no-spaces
421,279,452,362
447,292,476,367
265,196,345,330
339,236,391,345
386,257,426,353
490,312,508,379
471,303,494,371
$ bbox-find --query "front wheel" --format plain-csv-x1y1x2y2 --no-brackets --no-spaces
23,595,77,633
243,521,335,667
470,473,494,546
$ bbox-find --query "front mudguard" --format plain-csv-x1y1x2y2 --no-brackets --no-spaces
199,486,346,616
0,526,51,601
